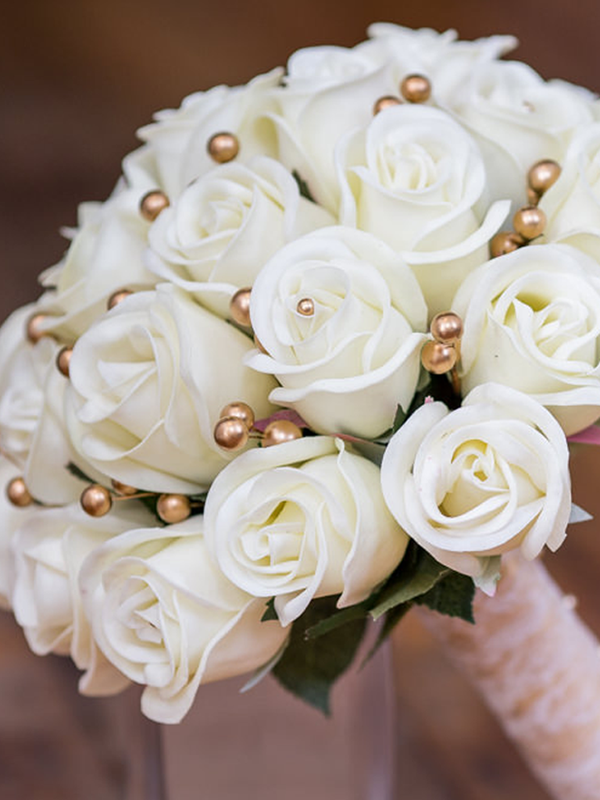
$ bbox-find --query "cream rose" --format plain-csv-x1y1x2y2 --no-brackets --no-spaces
540,123,600,260
10,503,150,695
0,457,37,609
123,70,283,199
204,436,408,627
335,104,509,315
246,227,428,438
145,156,333,317
381,383,571,592
454,244,600,435
38,189,156,340
440,60,594,205
79,517,288,724
65,285,276,494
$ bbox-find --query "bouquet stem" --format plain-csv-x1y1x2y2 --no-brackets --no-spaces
416,554,600,800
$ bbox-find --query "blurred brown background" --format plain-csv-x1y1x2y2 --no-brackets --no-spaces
1,1,600,798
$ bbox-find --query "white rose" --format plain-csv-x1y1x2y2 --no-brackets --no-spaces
246,227,428,438
38,189,156,340
79,517,288,723
0,457,37,609
335,104,509,315
10,503,150,695
204,436,408,627
65,285,276,493
441,60,594,205
123,70,283,199
0,306,101,504
145,156,333,317
381,384,571,593
540,123,600,260
454,244,600,435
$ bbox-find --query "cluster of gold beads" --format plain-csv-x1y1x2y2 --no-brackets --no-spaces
79,479,193,524
526,159,561,206
213,401,303,451
373,74,431,115
421,312,464,376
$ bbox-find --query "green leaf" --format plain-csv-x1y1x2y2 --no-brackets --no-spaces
415,571,476,623
272,596,366,715
66,462,92,483
370,545,449,620
292,169,316,203
305,602,369,640
261,598,278,622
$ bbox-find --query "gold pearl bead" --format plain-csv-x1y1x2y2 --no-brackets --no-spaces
26,313,51,344
513,205,547,240
430,312,463,345
214,417,250,451
526,187,540,207
111,479,139,496
219,402,255,430
296,298,315,316
263,420,303,447
527,159,561,196
207,132,240,163
490,231,526,258
421,341,457,374
400,74,431,103
140,190,170,222
373,95,402,115
107,289,133,310
80,484,113,517
157,493,192,524
56,346,73,378
6,477,33,507
230,287,252,327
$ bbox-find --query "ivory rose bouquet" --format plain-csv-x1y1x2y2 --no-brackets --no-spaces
1,23,598,724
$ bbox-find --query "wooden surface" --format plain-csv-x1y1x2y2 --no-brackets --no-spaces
1,2,600,798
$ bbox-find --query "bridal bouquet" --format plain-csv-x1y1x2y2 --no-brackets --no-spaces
2,23,599,725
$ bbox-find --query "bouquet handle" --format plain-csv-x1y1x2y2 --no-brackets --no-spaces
415,553,600,800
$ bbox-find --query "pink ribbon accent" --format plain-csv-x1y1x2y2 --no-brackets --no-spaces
253,409,309,433
568,425,600,445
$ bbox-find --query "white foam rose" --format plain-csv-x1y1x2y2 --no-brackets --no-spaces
204,436,408,627
79,517,288,724
0,457,37,609
145,156,333,317
246,227,428,438
454,244,600,435
381,384,571,593
336,104,509,315
65,285,276,494
540,123,600,260
0,306,102,504
440,60,594,206
123,70,283,199
10,503,151,695
38,189,156,340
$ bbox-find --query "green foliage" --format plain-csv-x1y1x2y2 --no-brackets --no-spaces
292,170,316,203
261,598,278,622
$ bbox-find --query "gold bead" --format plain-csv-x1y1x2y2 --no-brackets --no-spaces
80,484,112,517
513,205,547,240
107,289,133,310
421,341,457,374
157,493,192,524
111,479,139,496
56,346,73,378
296,298,315,316
6,477,33,507
140,190,170,222
526,187,540,206
207,132,240,163
527,159,561,196
373,95,402,115
430,312,463,345
26,313,51,344
230,287,252,327
214,417,250,451
400,74,431,103
263,420,303,447
220,402,255,430
490,231,526,258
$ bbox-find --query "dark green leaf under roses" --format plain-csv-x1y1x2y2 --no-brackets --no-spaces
261,598,278,622
415,570,476,624
272,595,366,715
66,461,92,483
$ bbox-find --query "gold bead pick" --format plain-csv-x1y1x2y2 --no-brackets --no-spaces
421,340,458,375
230,288,252,327
107,289,133,310
214,417,250,451
207,132,240,163
140,190,170,222
220,402,255,431
296,297,315,316
56,346,73,378
157,493,192,524
80,484,113,517
400,74,431,103
373,95,402,115
527,159,561,196
430,312,463,345
26,313,52,345
490,231,526,258
111,479,139,496
6,477,33,508
513,205,547,240
263,420,303,447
